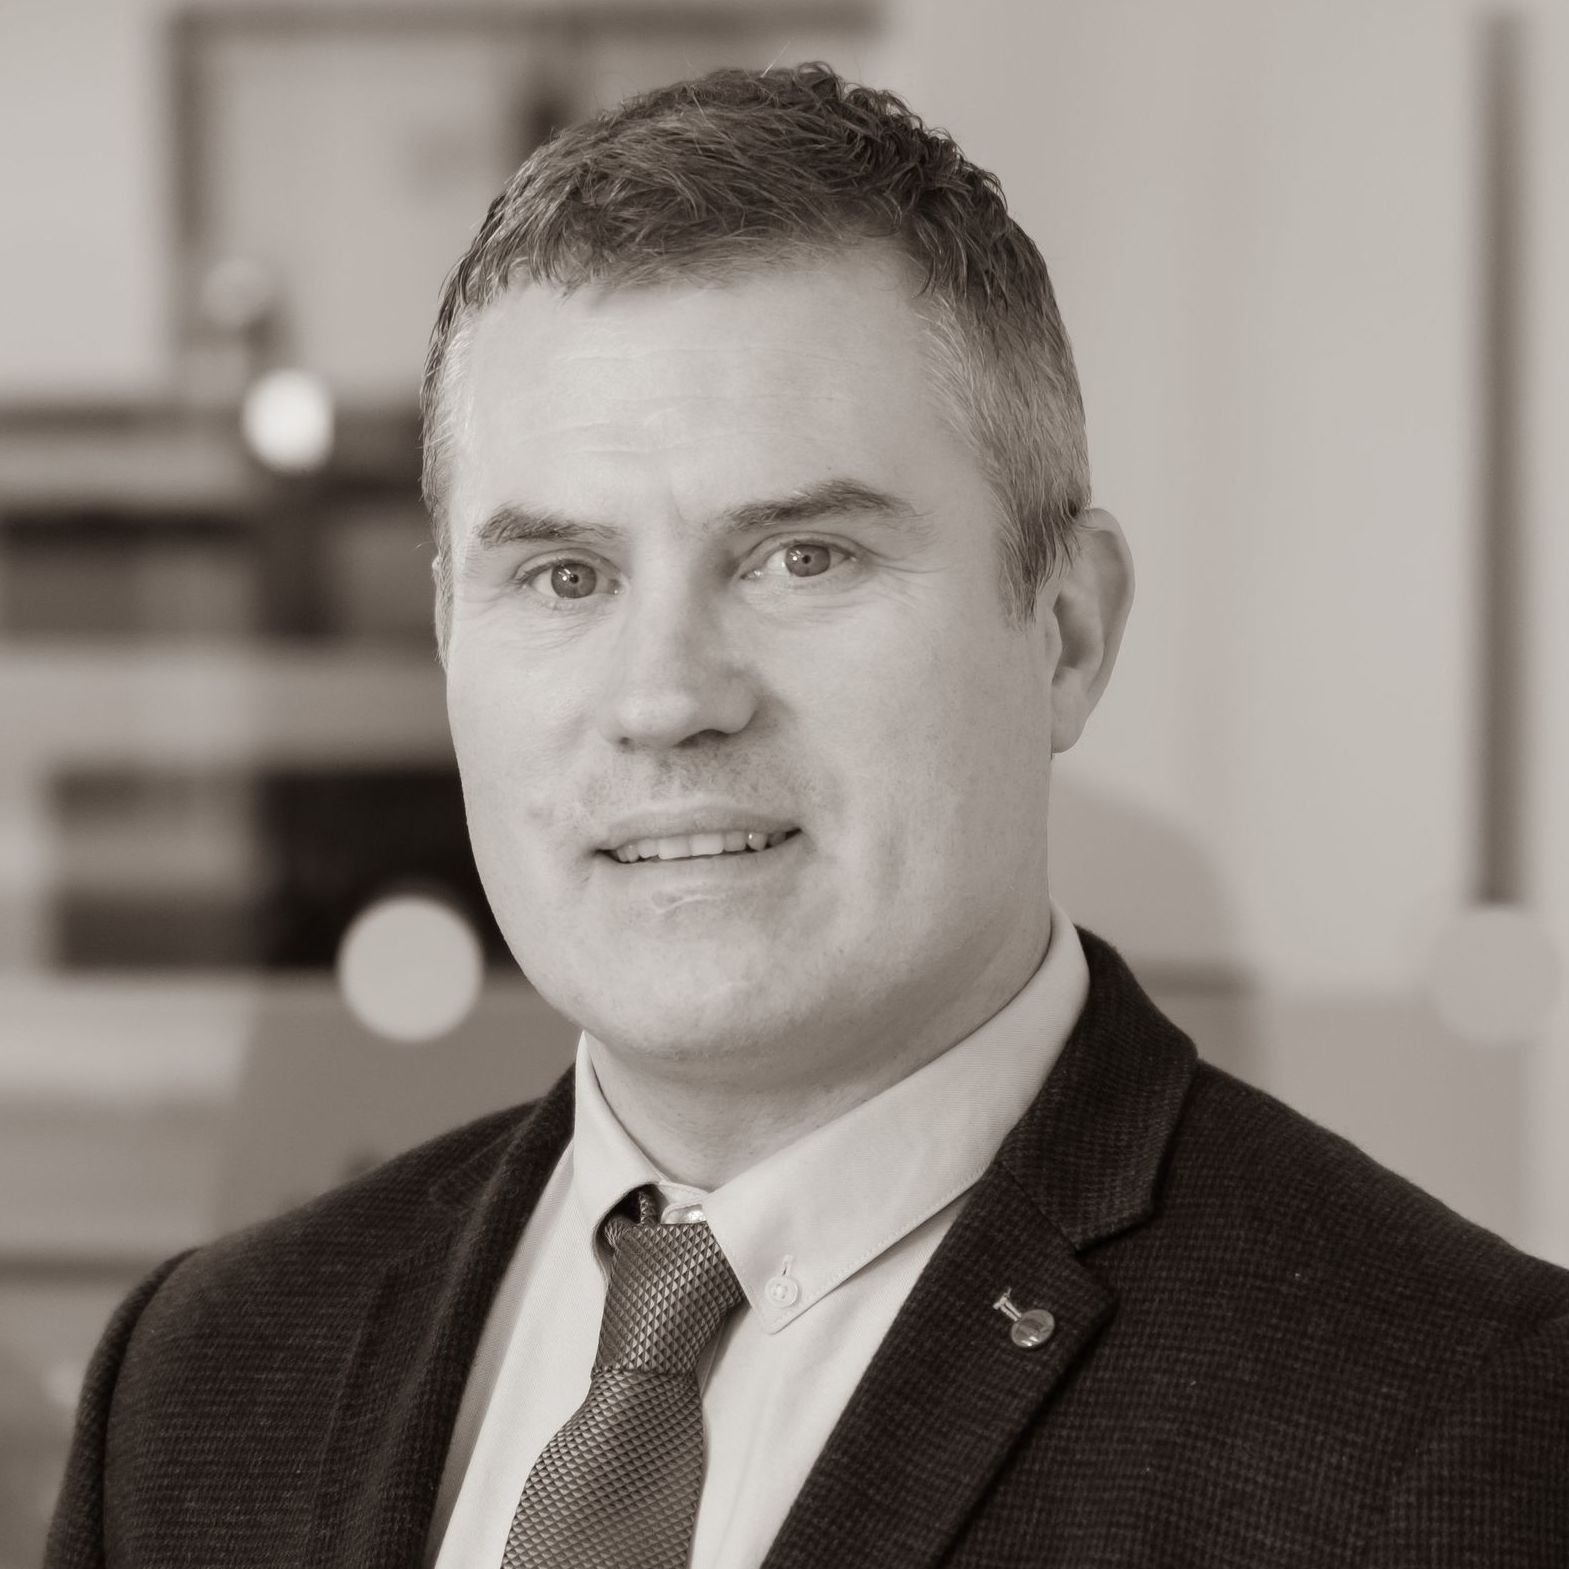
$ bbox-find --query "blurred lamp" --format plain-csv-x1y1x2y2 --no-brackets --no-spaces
241,367,335,474
337,892,484,1044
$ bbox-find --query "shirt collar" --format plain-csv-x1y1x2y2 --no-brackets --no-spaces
569,902,1089,1333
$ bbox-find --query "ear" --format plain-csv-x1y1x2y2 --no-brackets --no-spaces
1037,507,1134,755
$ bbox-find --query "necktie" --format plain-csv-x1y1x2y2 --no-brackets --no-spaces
502,1189,744,1568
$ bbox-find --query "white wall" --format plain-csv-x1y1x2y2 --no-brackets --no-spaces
0,0,171,395
901,0,1480,996
898,0,1565,1254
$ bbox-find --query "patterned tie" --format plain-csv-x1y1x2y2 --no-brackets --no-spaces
502,1189,744,1568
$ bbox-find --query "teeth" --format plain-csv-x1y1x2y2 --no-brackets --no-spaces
608,829,794,862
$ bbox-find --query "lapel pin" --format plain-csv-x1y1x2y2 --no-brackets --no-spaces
993,1289,1056,1349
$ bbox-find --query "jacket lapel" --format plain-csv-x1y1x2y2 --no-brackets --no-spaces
305,1070,576,1569
762,932,1197,1569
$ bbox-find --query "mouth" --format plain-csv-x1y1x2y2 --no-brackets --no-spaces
598,828,802,865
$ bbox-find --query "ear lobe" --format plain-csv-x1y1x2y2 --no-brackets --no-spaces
1042,508,1135,755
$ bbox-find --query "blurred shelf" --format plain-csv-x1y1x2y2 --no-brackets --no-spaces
0,641,450,767
0,971,265,1102
0,401,420,514
0,408,255,516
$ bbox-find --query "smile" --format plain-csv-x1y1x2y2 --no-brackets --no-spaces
605,828,800,864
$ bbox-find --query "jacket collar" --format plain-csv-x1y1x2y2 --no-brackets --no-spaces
761,929,1197,1569
996,929,1198,1249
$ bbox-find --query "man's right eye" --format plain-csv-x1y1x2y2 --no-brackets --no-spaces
518,559,616,602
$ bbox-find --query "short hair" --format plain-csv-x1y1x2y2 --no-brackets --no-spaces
421,62,1090,662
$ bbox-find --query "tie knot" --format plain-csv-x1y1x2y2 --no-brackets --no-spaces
595,1201,743,1374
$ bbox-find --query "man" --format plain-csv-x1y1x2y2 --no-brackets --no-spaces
49,64,1568,1569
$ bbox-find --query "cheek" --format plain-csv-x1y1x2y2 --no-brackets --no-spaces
448,618,590,758
446,661,580,866
841,637,1050,875
822,651,965,858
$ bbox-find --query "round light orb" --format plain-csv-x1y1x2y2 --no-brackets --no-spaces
241,368,335,474
1427,904,1560,1047
336,893,484,1044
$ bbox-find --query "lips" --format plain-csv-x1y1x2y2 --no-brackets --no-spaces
604,828,800,864
595,806,801,862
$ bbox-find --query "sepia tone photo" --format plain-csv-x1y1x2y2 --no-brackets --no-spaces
3,2,1567,1565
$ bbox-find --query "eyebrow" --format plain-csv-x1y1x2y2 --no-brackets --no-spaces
466,477,922,558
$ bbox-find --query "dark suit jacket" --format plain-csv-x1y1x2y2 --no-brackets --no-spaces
47,932,1569,1567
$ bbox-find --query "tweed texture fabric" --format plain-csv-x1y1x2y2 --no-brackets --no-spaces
503,1190,742,1567
46,931,1569,1569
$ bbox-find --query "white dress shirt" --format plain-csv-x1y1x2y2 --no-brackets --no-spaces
426,905,1088,1569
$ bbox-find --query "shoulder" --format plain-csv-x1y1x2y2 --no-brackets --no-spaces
1162,1064,1569,1557
1062,1042,1569,1554
52,1094,554,1559
1168,1059,1569,1332
1125,1053,1569,1467
124,1095,544,1346
1073,931,1568,1335
54,1090,571,1561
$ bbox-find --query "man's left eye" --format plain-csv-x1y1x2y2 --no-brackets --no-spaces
747,541,850,582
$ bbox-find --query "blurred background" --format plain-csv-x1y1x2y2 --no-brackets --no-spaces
3,0,1568,1560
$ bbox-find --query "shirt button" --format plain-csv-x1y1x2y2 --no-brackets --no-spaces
764,1274,800,1308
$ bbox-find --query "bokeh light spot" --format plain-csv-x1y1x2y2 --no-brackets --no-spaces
1427,904,1560,1046
336,893,484,1044
241,367,335,474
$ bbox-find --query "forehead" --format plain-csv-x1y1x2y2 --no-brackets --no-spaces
447,251,982,539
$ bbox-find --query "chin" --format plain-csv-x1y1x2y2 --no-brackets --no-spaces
561,959,824,1068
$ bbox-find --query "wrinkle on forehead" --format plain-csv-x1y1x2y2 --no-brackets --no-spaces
467,250,927,396
448,251,976,545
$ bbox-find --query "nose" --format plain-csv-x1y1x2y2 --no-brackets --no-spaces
593,583,757,750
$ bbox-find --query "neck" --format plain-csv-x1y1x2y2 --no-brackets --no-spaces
587,909,1054,1190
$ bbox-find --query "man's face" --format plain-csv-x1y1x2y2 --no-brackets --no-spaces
444,250,1063,1090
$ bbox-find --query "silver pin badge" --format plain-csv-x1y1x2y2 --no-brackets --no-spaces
993,1289,1056,1349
